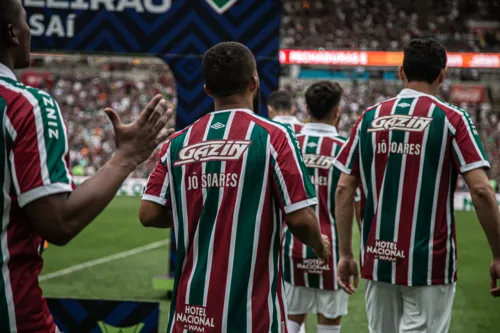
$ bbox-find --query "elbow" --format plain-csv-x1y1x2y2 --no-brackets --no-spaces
335,182,350,200
470,183,495,201
46,227,73,246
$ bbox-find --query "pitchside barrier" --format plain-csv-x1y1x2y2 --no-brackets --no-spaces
26,1,281,331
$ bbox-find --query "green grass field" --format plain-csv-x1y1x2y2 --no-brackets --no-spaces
40,197,500,332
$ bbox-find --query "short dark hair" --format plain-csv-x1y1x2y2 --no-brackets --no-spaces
403,38,447,84
202,42,256,98
267,90,293,112
0,0,19,41
305,81,343,120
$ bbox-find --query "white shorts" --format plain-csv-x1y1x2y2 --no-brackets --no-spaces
284,282,348,319
365,280,456,333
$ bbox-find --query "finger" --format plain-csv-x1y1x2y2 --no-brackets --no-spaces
491,287,500,297
354,270,359,289
490,270,497,291
104,108,122,128
338,279,352,295
155,128,175,145
153,108,174,134
149,98,168,124
137,95,162,125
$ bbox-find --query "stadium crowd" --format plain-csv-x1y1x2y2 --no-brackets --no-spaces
281,0,500,51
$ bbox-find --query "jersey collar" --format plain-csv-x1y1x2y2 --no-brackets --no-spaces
0,63,17,81
210,108,254,115
301,122,338,136
273,115,301,124
398,88,433,98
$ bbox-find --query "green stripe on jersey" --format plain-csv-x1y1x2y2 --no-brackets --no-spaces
412,106,446,285
188,112,231,306
166,130,190,333
377,98,414,282
270,201,282,333
227,125,267,332
0,97,11,331
303,136,320,289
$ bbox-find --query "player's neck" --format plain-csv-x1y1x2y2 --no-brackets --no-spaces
311,118,336,127
406,82,439,96
213,97,254,113
0,55,14,72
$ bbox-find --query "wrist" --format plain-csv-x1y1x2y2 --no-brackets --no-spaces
340,251,354,259
108,151,140,173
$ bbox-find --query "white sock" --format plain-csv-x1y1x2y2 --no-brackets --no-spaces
317,324,341,333
298,323,306,333
287,320,301,333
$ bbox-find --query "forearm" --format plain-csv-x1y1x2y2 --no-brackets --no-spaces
471,187,500,258
286,207,323,250
63,154,137,239
336,183,356,258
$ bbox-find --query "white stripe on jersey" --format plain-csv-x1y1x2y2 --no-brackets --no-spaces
270,145,292,206
4,116,20,196
444,166,453,283
328,141,339,288
52,94,72,185
408,104,437,286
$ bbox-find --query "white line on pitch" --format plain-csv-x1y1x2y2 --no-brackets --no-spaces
39,239,170,282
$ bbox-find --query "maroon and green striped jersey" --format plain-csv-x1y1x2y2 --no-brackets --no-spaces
335,88,490,287
272,115,304,134
0,64,72,332
143,109,317,333
283,123,347,291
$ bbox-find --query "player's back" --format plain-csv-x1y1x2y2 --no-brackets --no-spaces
0,69,70,332
163,108,316,333
283,123,346,290
335,88,490,287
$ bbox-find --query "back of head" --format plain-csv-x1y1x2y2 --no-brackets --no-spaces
267,90,293,115
0,0,31,69
202,42,256,98
305,81,343,120
403,38,447,84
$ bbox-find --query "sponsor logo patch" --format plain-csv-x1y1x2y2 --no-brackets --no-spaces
368,115,433,133
303,154,335,169
175,140,251,166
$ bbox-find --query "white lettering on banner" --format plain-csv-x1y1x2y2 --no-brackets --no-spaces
177,305,215,332
175,140,251,166
296,259,330,274
366,240,405,262
369,115,433,133
29,13,76,38
24,0,171,12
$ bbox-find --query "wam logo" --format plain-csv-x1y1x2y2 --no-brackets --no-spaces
98,321,144,333
206,0,238,14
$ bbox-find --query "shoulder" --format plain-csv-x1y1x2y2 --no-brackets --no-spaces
0,78,53,110
246,113,293,137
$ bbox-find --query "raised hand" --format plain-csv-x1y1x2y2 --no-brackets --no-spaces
104,94,175,166
338,256,359,295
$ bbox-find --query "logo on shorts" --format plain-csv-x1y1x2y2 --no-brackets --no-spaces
175,140,251,166
368,115,433,133
303,154,335,169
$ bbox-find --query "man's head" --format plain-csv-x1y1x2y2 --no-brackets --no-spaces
0,0,31,69
305,81,343,126
266,90,294,119
202,41,260,113
400,38,447,88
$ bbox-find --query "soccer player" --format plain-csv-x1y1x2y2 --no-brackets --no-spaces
0,0,174,332
139,42,331,333
267,89,304,133
335,38,500,333
283,81,352,333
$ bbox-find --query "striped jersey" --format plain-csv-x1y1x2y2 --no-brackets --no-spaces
143,109,317,333
283,123,346,290
335,88,490,287
273,115,304,134
0,64,72,332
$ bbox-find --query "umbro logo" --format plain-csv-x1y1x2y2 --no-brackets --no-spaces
307,142,317,148
211,122,225,130
398,102,411,108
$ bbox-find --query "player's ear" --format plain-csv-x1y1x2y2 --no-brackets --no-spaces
438,68,447,84
306,106,312,118
398,66,406,82
204,84,212,97
268,105,275,119
3,23,18,46
249,76,258,92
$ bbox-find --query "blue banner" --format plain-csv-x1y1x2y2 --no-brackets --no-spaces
24,0,282,129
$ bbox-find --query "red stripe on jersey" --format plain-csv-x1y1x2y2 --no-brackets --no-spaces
395,97,432,285
251,118,309,208
293,123,304,134
431,137,453,284
362,98,397,280
277,265,288,333
0,86,45,193
144,142,170,198
251,187,273,333
205,113,250,329
318,137,335,290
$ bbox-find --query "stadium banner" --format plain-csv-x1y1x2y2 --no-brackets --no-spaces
24,0,282,129
46,298,159,332
455,192,500,211
449,84,487,104
279,49,500,68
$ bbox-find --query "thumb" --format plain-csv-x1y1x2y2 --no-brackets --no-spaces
104,108,122,128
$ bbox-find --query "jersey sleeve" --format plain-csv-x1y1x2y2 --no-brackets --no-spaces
334,114,363,176
271,125,317,214
6,89,72,208
142,142,171,207
449,109,490,173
